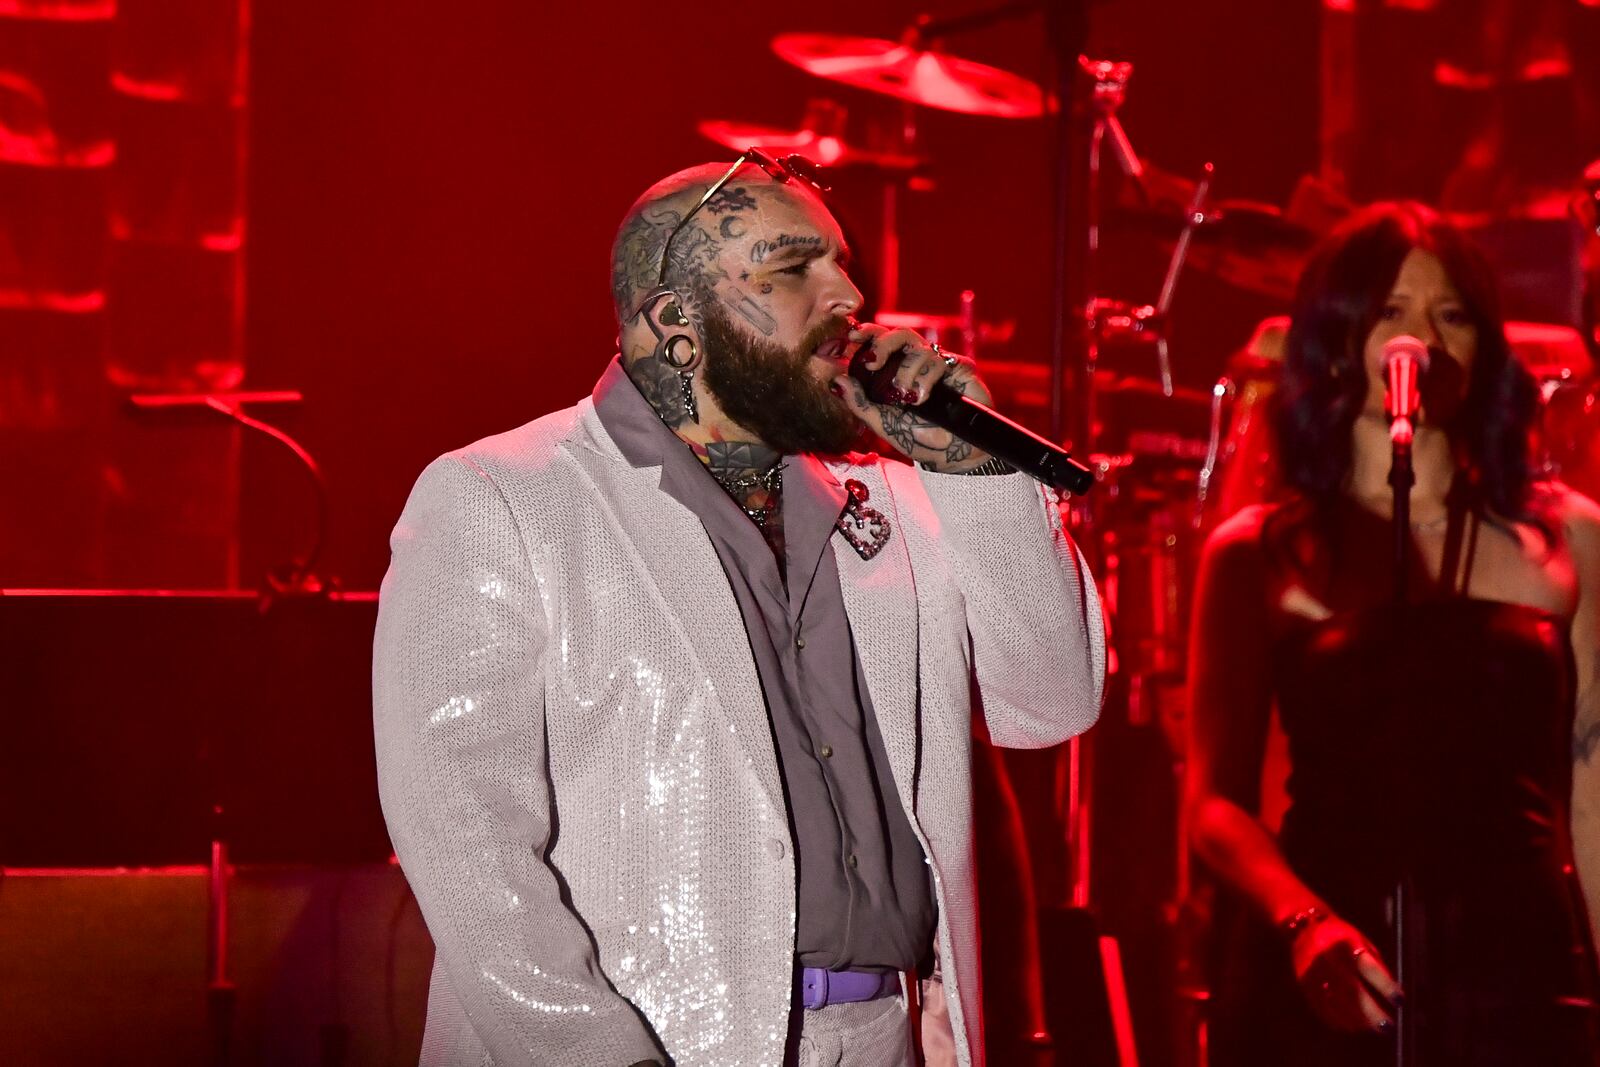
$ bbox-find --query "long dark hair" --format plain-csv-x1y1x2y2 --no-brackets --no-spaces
1273,201,1539,527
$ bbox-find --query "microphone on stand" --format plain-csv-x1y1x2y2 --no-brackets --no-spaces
1381,335,1431,606
1377,333,1433,1059
849,344,1097,494
1381,335,1431,447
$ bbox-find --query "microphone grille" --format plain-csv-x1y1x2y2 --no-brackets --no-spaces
1381,335,1431,371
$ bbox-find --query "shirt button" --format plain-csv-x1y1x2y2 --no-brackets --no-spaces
819,745,833,758
766,838,786,860
795,636,806,650
848,853,858,869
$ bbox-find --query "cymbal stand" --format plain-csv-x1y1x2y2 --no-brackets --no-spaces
1076,56,1226,1067
876,98,917,311
1073,54,1211,917
1084,81,1211,404
1151,164,1214,394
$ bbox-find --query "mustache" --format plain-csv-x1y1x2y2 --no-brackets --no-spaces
800,316,853,355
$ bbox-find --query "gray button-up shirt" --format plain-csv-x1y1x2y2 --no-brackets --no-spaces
594,357,936,971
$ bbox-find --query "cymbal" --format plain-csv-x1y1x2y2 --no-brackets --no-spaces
1112,187,1317,302
772,32,1046,119
1507,320,1592,381
1114,198,1317,252
696,119,928,171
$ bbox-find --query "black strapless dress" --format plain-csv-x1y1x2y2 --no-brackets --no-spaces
1210,599,1599,1066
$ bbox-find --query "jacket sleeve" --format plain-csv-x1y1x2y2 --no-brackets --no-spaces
917,468,1107,747
372,455,663,1067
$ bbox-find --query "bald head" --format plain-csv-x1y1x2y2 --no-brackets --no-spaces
608,162,819,324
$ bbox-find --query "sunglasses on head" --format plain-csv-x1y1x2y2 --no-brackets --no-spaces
632,148,830,319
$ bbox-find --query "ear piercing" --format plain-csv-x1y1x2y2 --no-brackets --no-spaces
658,334,701,423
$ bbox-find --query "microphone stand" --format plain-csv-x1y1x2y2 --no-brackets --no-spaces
1387,425,1416,1067
1390,431,1412,604
128,388,335,1065
129,390,332,597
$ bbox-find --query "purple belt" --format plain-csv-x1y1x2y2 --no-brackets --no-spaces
799,966,900,1010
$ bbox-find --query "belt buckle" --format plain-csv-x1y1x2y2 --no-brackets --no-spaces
802,967,830,1010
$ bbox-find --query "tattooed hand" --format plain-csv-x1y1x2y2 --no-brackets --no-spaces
829,323,998,472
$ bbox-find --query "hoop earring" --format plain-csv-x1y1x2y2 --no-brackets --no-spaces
657,334,701,423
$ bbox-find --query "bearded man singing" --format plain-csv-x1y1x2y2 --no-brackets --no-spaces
372,153,1106,1067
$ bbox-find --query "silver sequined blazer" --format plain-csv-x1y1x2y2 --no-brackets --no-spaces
372,395,1107,1066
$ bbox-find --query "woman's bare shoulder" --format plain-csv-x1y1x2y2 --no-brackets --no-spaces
1204,503,1278,556
1544,482,1600,560
1197,504,1293,595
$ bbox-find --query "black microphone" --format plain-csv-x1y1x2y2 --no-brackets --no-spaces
849,346,1096,494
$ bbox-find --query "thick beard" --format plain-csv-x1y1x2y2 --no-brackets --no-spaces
700,300,863,455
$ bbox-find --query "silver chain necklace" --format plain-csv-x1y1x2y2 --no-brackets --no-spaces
713,462,783,528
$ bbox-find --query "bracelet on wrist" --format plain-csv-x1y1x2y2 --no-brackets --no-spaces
1279,905,1329,939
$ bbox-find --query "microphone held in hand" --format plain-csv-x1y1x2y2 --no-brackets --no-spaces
848,344,1096,494
1381,335,1431,447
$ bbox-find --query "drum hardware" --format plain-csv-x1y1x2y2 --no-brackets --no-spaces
1194,378,1233,529
1081,76,1209,452
1083,58,1145,195
1124,429,1211,467
1111,171,1320,303
1528,345,1600,499
1077,55,1137,455
1504,319,1593,382
877,290,1013,364
1149,162,1214,395
1070,54,1263,1067
1089,299,1164,353
1190,318,1297,532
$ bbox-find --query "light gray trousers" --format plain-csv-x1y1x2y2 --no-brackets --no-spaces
794,996,916,1067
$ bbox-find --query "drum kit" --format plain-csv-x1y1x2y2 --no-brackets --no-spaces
720,21,1600,1064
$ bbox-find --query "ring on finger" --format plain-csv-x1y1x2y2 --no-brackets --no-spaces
1350,947,1366,959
